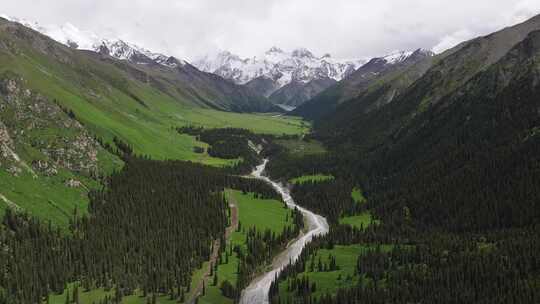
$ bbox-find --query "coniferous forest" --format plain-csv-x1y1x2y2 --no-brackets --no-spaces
264,27,540,304
0,155,280,304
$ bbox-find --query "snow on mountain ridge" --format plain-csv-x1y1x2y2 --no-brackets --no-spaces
1,15,186,68
382,50,414,64
194,48,367,91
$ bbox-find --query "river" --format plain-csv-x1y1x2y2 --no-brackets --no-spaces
239,159,330,304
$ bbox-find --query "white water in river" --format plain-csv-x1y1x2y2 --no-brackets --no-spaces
239,159,329,304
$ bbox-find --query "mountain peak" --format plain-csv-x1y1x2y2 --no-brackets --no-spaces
413,48,435,57
194,48,366,92
381,50,414,64
3,15,188,68
291,48,315,58
266,46,284,54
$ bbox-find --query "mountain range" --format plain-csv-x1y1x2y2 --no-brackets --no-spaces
305,13,540,230
194,47,365,89
293,48,435,118
0,15,280,113
0,15,185,67
3,15,440,111
194,48,367,108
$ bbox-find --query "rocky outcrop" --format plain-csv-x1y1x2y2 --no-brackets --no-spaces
0,74,101,177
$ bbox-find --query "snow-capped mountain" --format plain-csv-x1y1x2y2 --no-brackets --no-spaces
293,48,435,118
379,50,415,65
266,50,428,108
0,15,186,68
93,39,186,67
193,47,367,94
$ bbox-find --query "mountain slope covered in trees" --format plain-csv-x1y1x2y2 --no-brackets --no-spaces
264,14,540,304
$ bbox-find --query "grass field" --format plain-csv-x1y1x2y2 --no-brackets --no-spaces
0,48,307,163
339,188,380,229
275,139,327,156
351,188,366,204
0,38,308,164
48,282,179,304
290,174,335,185
197,189,294,304
340,188,379,229
339,212,380,229
0,169,101,229
277,244,393,302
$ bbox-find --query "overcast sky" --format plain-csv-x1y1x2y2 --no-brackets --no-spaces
3,0,540,61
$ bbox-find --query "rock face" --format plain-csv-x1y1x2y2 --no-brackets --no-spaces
193,47,366,97
0,73,101,177
65,179,82,188
269,77,337,108
244,76,281,98
0,120,16,162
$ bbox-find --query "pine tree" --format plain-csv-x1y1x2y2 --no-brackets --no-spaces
73,284,80,304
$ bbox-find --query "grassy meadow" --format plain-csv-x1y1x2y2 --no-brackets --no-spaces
277,244,394,302
197,189,294,304
289,174,335,185
0,36,308,164
0,45,308,227
275,139,327,157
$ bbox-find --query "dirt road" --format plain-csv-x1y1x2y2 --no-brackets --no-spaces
187,194,239,303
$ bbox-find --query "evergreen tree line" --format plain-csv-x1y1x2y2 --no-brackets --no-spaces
0,156,280,304
269,224,540,304
177,127,276,174
221,207,304,301
290,179,362,225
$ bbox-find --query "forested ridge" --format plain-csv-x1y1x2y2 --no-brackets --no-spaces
264,27,540,304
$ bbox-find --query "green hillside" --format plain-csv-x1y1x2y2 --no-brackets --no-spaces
0,19,308,229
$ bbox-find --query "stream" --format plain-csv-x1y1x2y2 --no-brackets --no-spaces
239,159,330,304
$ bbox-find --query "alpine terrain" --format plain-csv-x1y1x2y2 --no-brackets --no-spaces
194,47,366,108
1,6,540,304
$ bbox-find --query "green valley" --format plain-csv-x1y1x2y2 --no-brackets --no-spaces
0,18,308,232
2,7,540,304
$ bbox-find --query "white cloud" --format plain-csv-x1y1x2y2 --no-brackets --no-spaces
2,0,540,61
